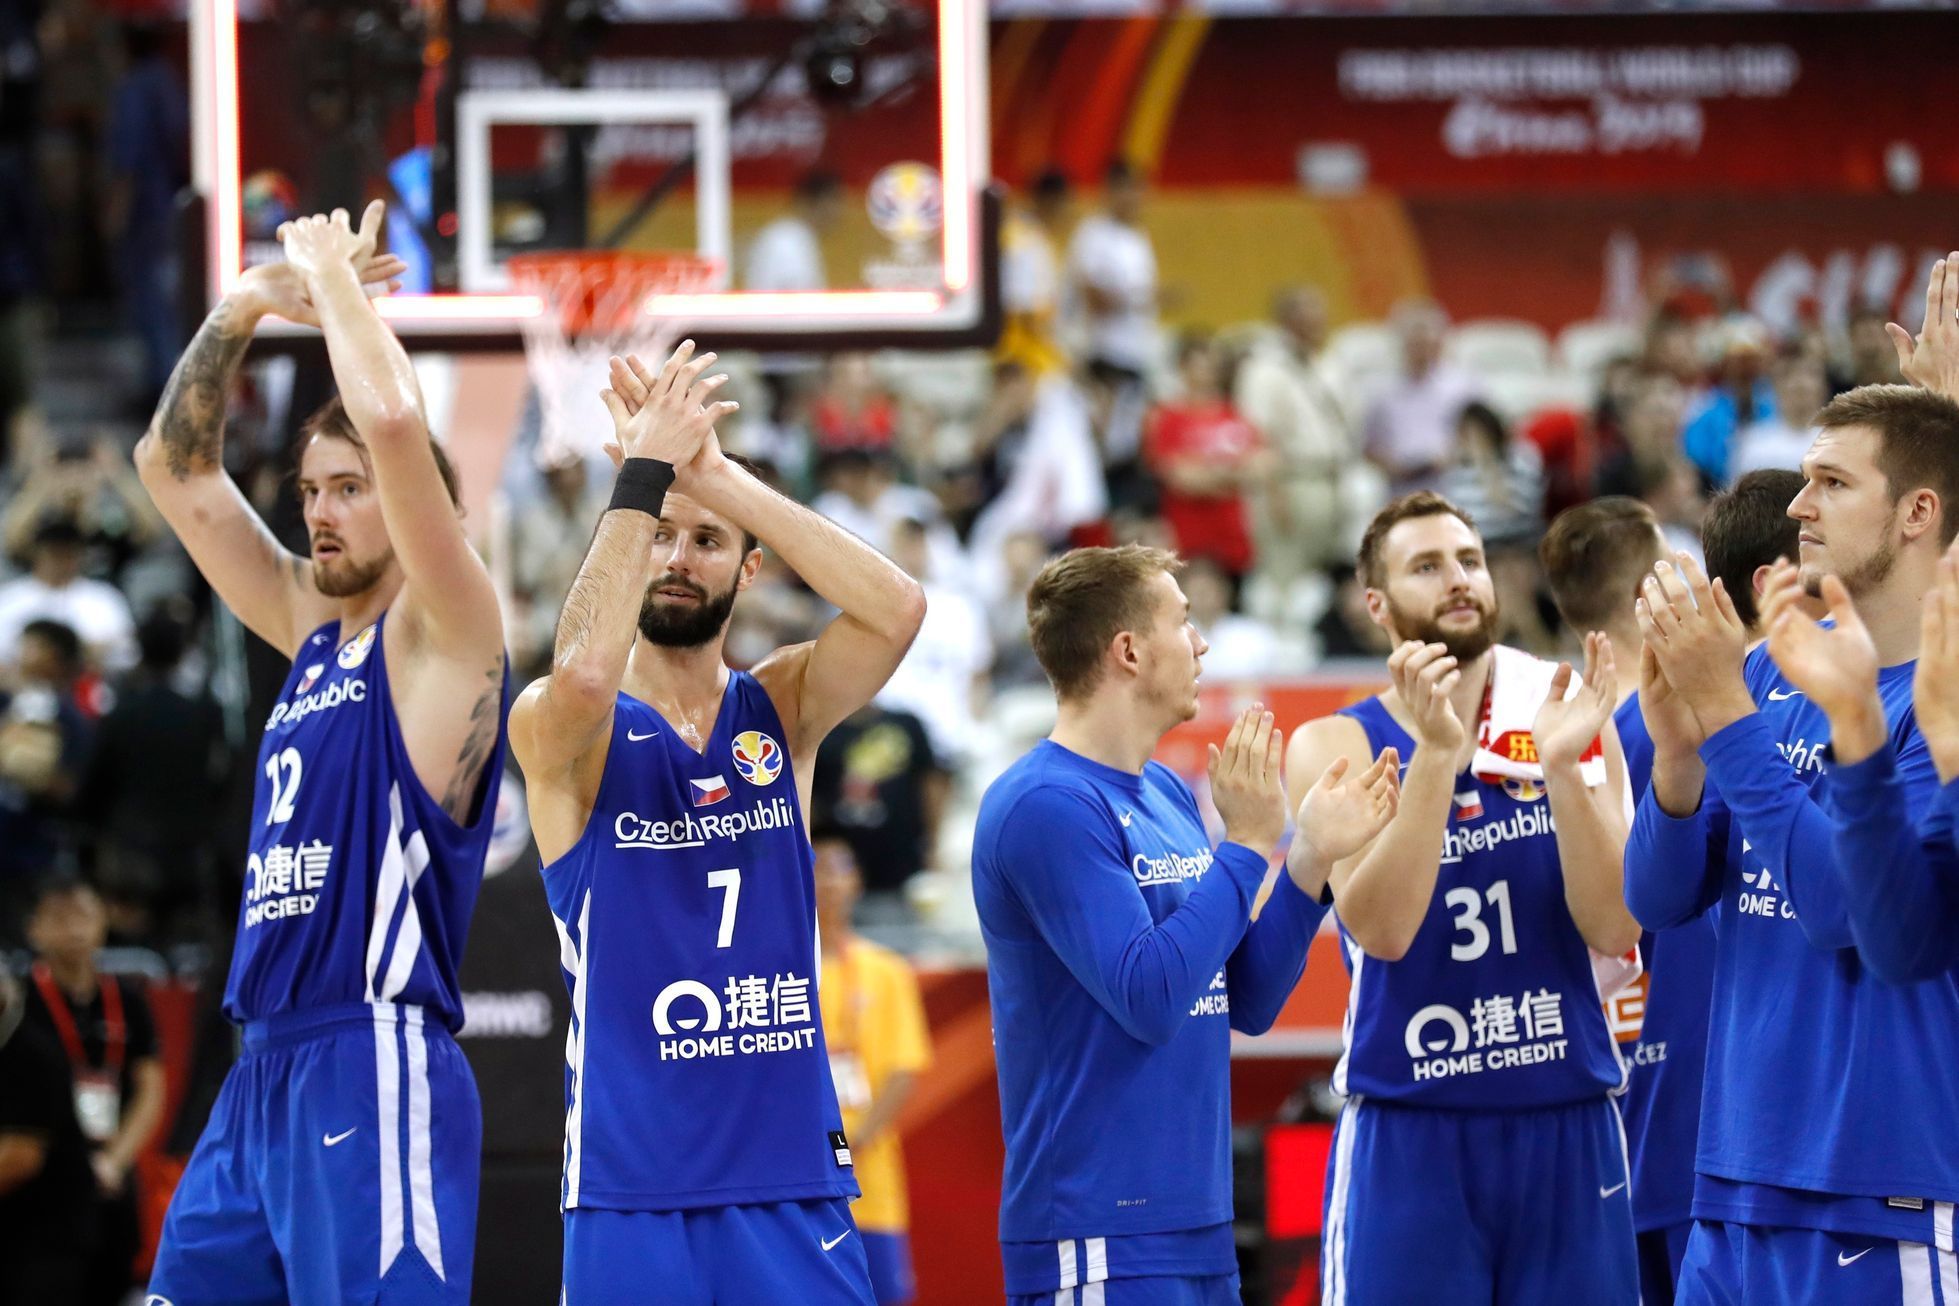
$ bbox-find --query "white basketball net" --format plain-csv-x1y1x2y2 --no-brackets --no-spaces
508,254,720,467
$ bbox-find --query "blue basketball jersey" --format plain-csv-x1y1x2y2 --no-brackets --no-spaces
1331,694,1623,1109
223,616,509,1030
542,673,857,1213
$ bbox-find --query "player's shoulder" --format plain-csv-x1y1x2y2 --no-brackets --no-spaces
977,746,1121,836
1288,706,1372,761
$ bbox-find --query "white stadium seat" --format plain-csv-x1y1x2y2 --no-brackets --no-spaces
1449,319,1552,376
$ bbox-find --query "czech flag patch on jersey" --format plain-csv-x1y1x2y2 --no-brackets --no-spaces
296,663,325,696
690,775,732,807
730,730,783,787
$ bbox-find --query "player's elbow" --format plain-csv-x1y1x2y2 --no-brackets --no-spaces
890,576,927,643
1344,916,1413,963
1583,915,1642,961
1229,1001,1282,1038
1110,997,1182,1047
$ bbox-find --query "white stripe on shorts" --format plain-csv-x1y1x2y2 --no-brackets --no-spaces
1940,1241,1959,1304
1081,1283,1105,1306
1057,1239,1078,1290
404,1007,444,1280
374,1004,404,1277
1323,1098,1360,1306
1901,1241,1935,1306
1085,1237,1108,1284
1938,1202,1955,1255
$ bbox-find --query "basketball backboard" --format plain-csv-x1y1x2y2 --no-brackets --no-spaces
188,0,994,351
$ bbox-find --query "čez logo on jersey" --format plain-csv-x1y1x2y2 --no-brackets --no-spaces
731,730,783,786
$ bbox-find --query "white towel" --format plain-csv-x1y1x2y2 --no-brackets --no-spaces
1470,644,1608,790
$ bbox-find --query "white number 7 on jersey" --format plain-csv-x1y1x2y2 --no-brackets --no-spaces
707,868,741,948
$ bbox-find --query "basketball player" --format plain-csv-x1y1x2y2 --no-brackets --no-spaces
510,344,924,1305
139,203,509,1304
972,544,1399,1306
1540,496,1701,1299
1289,491,1640,1304
1628,384,1959,1300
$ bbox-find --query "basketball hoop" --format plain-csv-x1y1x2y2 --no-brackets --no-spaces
507,250,721,466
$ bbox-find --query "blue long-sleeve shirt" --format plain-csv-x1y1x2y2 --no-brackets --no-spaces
1828,745,1959,981
973,740,1326,1294
1624,647,1959,1244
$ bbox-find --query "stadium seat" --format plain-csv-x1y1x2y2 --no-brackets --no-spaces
1556,319,1643,380
1449,319,1552,376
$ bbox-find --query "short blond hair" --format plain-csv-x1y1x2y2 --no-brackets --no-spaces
1026,545,1182,700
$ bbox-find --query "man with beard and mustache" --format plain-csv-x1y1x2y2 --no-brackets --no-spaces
1626,378,1959,1302
133,203,509,1306
509,343,926,1306
1286,490,1641,1304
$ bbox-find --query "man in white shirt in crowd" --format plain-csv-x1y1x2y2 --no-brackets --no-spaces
875,515,992,768
1064,160,1158,379
0,519,137,675
743,169,843,291
1726,349,1827,482
1236,284,1371,623
1362,297,1483,500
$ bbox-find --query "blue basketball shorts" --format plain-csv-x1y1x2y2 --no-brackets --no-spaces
147,1003,480,1306
562,1198,877,1305
1320,1095,1638,1305
1009,1274,1241,1306
1639,1220,1694,1303
860,1229,916,1305
1678,1220,1959,1305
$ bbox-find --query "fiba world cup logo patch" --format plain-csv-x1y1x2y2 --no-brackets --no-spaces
1503,776,1546,803
866,162,944,248
338,624,377,670
731,730,783,787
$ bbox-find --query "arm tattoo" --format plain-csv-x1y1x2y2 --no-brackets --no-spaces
441,654,506,822
155,300,253,481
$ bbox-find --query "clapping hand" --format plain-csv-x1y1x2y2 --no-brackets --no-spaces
1289,748,1400,894
598,342,738,472
236,201,405,326
1388,641,1464,752
1208,706,1288,859
277,200,387,282
1532,632,1616,772
1887,250,1959,400
1637,555,1754,737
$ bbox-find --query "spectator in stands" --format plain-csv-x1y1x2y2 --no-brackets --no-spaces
1,432,163,584
1683,316,1775,484
1841,305,1905,391
1633,453,1707,569
1143,331,1267,588
814,829,932,1306
0,518,137,674
22,876,164,1306
1642,310,1705,389
1362,297,1482,499
1728,350,1828,482
812,703,949,907
876,516,990,768
743,168,842,292
1596,375,1688,500
809,353,904,458
106,22,188,407
1236,284,1362,617
1182,554,1285,683
0,620,92,939
76,602,230,942
998,168,1070,376
0,968,97,1305
508,450,608,678
980,530,1052,691
1442,401,1545,548
1064,159,1159,384
965,365,1109,559
1315,563,1392,660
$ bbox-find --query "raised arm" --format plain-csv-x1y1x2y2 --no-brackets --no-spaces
1534,633,1640,956
599,356,924,760
1284,643,1462,962
1887,249,1959,401
280,204,499,658
510,345,735,781
133,249,403,656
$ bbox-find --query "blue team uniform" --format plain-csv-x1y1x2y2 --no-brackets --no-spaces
1321,693,1637,1305
1613,694,1717,1302
973,741,1326,1306
150,616,507,1306
1626,646,1959,1303
543,673,873,1306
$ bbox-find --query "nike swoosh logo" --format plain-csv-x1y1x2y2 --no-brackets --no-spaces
1598,1182,1626,1199
627,729,659,741
821,1231,850,1252
1768,689,1803,701
323,1128,358,1147
1839,1249,1872,1266
1119,811,1133,827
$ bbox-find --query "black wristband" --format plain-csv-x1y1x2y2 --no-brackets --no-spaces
609,457,676,519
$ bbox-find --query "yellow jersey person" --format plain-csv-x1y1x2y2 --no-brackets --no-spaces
815,827,933,1306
